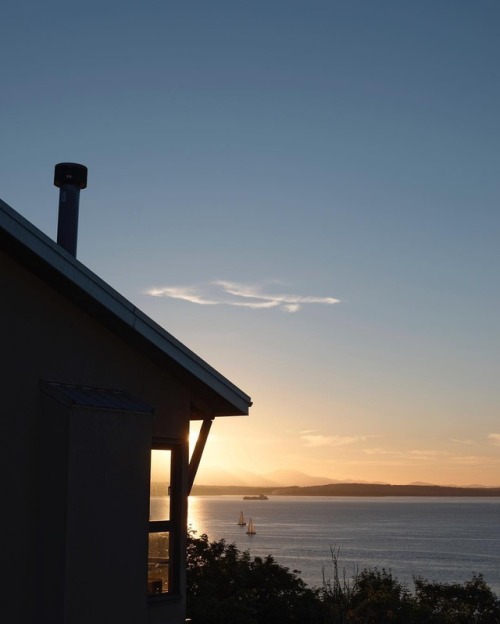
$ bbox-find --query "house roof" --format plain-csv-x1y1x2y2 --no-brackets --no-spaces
0,198,251,417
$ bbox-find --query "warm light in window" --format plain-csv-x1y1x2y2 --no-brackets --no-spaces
150,450,171,521
147,532,169,595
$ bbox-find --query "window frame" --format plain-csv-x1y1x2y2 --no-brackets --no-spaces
148,439,182,599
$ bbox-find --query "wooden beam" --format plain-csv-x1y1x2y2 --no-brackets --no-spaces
187,418,213,495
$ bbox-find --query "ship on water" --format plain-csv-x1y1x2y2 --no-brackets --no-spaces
243,494,269,500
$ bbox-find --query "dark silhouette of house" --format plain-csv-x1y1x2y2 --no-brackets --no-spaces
0,165,251,624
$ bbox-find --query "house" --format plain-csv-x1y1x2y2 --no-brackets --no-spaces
0,164,251,624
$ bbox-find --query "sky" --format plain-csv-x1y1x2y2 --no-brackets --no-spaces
1,1,499,486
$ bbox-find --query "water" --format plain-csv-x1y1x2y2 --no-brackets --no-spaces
187,495,500,595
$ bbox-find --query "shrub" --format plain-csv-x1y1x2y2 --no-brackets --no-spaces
413,573,500,624
186,532,324,623
186,534,500,624
321,551,418,624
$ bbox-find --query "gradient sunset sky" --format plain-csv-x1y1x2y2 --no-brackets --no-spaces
2,1,499,485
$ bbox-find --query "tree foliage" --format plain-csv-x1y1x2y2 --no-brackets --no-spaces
186,533,500,624
413,574,500,624
186,532,322,623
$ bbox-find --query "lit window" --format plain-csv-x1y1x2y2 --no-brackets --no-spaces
147,532,169,595
148,446,177,597
150,449,171,521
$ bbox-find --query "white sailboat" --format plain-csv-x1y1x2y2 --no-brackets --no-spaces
246,518,256,535
237,511,246,526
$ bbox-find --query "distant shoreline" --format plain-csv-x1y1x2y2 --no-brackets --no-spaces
191,483,500,497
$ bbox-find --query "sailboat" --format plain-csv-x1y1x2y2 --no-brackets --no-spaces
237,511,246,526
246,518,256,535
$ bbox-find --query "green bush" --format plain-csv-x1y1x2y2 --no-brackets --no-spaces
413,574,500,624
186,532,323,623
186,534,500,624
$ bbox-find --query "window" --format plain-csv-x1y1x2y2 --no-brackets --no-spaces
147,531,170,596
150,449,171,522
148,445,178,597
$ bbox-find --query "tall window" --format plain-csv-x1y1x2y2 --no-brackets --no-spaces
148,446,173,596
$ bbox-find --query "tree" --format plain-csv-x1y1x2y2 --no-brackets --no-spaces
349,568,417,623
186,532,324,624
186,533,500,624
414,574,500,624
321,564,420,624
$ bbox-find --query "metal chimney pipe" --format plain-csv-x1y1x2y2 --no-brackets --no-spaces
54,162,88,257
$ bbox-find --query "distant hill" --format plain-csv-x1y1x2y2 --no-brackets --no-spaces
191,483,500,497
193,465,276,487
193,466,333,487
192,465,499,493
194,466,389,488
260,469,339,486
270,483,500,497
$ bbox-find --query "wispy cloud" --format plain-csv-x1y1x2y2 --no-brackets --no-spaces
301,434,367,448
362,448,449,459
451,438,475,446
488,433,500,446
146,280,340,313
362,447,394,456
449,454,500,466
407,449,447,459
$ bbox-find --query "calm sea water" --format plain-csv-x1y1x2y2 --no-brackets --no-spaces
186,496,500,595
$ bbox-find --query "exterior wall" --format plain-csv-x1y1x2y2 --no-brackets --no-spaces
37,397,154,624
1,250,190,623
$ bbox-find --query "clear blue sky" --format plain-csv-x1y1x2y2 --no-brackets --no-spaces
2,1,499,484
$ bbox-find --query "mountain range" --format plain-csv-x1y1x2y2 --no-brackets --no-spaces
194,466,351,487
194,465,498,489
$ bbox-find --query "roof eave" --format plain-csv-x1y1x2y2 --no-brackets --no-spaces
0,199,251,417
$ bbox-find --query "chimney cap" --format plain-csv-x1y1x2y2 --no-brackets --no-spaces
54,162,88,190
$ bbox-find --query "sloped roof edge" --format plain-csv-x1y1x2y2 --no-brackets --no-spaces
0,198,251,416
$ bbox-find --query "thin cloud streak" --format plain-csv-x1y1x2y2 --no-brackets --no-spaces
301,434,367,448
147,286,219,306
146,280,340,313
